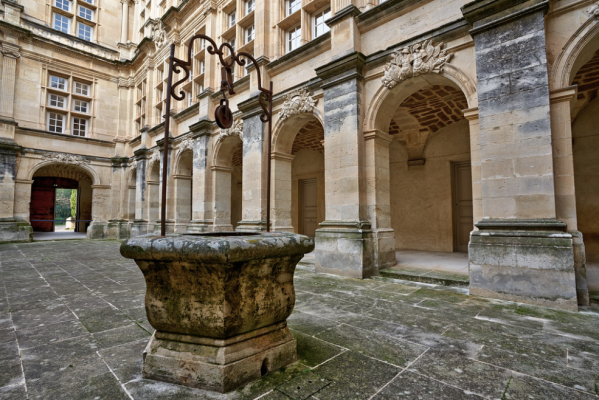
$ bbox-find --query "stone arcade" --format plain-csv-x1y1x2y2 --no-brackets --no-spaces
1,0,599,310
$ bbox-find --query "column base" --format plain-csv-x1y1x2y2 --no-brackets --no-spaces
142,323,297,393
130,220,148,237
469,219,578,311
235,220,267,232
186,220,213,233
314,221,375,279
107,219,130,239
153,220,176,235
0,218,32,244
373,228,396,270
571,231,590,306
87,221,107,239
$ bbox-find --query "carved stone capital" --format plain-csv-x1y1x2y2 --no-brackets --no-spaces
0,42,21,59
588,2,599,17
216,119,243,143
279,88,317,121
381,40,453,89
176,137,194,156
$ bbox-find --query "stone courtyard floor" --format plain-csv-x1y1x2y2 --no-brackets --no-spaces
1,240,599,400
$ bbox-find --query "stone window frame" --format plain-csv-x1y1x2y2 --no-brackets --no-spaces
77,22,93,41
135,79,147,132
77,4,94,21
246,24,255,44
245,0,254,15
286,25,301,53
286,0,301,17
72,117,88,137
48,93,68,110
47,112,66,134
50,0,99,42
44,71,95,137
228,10,237,28
312,6,331,40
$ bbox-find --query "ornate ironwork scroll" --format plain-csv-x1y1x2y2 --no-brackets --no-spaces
160,35,274,236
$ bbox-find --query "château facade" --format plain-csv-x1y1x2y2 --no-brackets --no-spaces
0,0,598,311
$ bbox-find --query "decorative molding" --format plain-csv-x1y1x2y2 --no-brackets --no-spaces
149,151,161,165
588,1,599,17
149,19,167,50
381,40,453,89
0,42,21,59
41,152,90,165
216,119,243,143
118,77,134,88
279,88,318,121
176,137,194,156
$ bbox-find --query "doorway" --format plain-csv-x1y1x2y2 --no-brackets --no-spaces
452,162,473,252
300,178,318,237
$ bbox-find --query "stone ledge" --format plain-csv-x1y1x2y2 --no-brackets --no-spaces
379,267,469,287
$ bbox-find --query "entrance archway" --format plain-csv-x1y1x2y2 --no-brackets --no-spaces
572,50,599,263
30,163,93,234
174,150,193,232
271,114,325,236
212,134,243,231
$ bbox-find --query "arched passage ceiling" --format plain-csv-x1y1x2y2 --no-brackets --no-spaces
388,85,468,161
572,49,599,121
291,120,324,155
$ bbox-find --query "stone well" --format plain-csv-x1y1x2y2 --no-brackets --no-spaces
120,231,314,393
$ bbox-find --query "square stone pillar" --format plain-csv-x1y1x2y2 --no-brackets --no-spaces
154,137,175,234
363,130,396,270
187,119,214,233
131,147,149,236
106,157,129,239
313,52,376,279
0,137,31,243
236,105,267,232
462,0,578,310
211,166,234,231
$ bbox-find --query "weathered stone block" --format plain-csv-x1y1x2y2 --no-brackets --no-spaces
0,218,32,244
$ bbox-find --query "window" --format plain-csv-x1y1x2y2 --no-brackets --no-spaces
229,38,236,52
73,99,89,113
78,23,93,41
48,113,65,133
187,92,193,107
200,60,205,74
246,0,254,14
200,38,206,49
48,94,67,109
53,13,71,33
313,8,331,38
55,0,71,12
246,25,254,44
72,117,88,136
78,6,94,21
80,0,94,4
287,0,300,16
74,82,90,96
50,75,68,91
287,26,301,52
228,11,236,28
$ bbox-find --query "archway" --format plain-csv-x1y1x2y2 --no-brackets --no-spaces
30,163,94,234
212,134,243,231
369,74,474,274
572,50,599,266
174,150,193,232
272,114,325,236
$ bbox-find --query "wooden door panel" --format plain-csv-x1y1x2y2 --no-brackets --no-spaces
453,163,474,252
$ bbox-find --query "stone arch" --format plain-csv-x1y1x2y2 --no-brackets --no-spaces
211,133,243,231
28,159,100,186
364,70,477,134
272,108,324,154
30,162,96,233
212,135,243,168
549,15,599,90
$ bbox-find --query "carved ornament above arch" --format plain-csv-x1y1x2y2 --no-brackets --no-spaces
279,88,317,121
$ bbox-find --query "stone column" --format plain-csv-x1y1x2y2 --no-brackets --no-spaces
87,185,112,239
187,119,214,233
464,108,483,228
313,52,376,279
120,0,129,43
236,100,267,232
0,42,20,121
462,0,578,310
211,166,234,231
364,130,395,270
107,157,129,239
550,86,589,306
271,152,295,232
131,147,149,236
0,139,31,243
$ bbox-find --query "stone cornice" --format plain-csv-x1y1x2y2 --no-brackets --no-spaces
325,5,361,28
173,103,199,123
315,51,366,86
15,127,116,148
356,0,421,29
462,0,548,28
190,118,216,137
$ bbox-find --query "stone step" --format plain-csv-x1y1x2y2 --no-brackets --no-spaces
378,267,469,287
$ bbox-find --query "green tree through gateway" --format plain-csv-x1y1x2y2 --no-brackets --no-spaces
55,188,76,227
